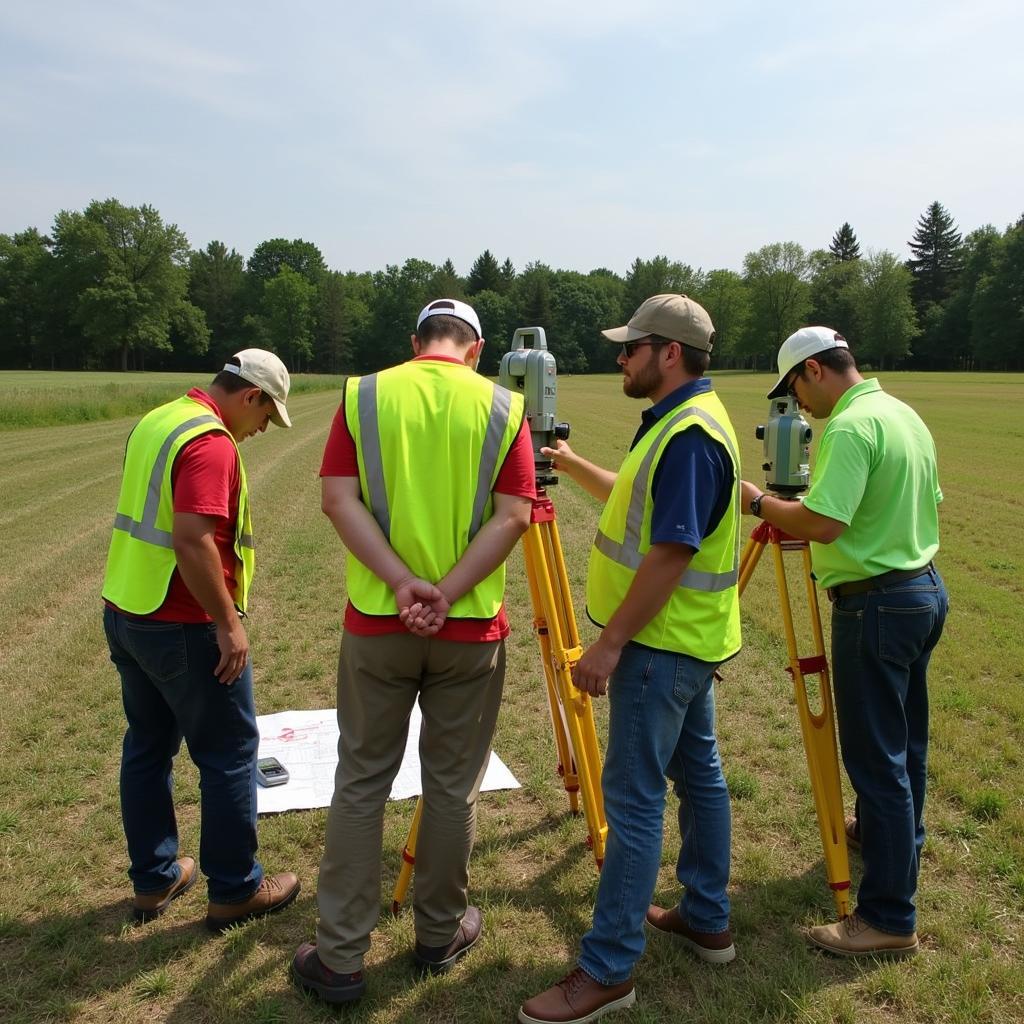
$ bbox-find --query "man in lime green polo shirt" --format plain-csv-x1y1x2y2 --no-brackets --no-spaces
740,326,947,958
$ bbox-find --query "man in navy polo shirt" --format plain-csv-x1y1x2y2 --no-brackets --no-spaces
520,295,741,1024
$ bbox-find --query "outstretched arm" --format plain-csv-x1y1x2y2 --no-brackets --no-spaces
540,439,617,503
739,481,846,543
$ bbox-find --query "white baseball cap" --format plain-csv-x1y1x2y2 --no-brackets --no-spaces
416,298,482,340
225,349,292,427
767,327,849,399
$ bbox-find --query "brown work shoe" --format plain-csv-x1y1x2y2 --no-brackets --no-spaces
807,912,918,958
645,905,736,964
290,942,366,1004
205,872,300,933
132,856,197,923
518,967,636,1024
845,815,861,852
413,905,482,974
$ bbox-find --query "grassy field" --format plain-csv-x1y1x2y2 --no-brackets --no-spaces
0,371,1021,1024
0,371,345,430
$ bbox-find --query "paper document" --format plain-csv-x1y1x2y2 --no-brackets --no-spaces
255,704,520,815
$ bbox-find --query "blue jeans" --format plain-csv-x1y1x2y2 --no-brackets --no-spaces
830,567,947,934
104,606,264,903
579,645,731,984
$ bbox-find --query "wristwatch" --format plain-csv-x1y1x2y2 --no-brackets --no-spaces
750,492,765,518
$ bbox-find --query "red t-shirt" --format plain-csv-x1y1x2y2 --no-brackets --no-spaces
319,356,536,641
111,388,241,623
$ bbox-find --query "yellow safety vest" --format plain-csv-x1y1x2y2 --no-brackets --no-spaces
102,395,254,615
345,359,525,618
586,389,742,661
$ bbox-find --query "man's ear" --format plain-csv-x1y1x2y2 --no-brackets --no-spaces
410,333,421,356
468,338,485,368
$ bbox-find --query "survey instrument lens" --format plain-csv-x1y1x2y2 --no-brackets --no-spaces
756,395,812,496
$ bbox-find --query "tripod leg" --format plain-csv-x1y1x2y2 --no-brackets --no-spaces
390,796,424,915
770,540,851,919
523,518,608,867
524,527,581,812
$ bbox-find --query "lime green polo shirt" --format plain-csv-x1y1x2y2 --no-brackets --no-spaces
803,379,942,589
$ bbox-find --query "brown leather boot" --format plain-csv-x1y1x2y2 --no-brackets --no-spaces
413,906,482,974
518,967,635,1024
645,905,736,964
132,856,197,923
205,872,300,932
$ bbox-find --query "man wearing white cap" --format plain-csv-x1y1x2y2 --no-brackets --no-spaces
292,299,535,1002
521,295,741,1024
740,326,947,957
102,349,300,930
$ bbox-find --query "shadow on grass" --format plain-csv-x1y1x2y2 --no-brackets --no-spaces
0,831,882,1024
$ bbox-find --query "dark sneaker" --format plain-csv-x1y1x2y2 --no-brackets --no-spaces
845,815,861,852
807,913,918,958
645,905,736,964
518,967,635,1024
413,905,482,975
133,856,197,923
205,872,300,933
291,942,366,1004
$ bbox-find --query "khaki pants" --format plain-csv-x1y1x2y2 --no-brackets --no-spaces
315,631,505,972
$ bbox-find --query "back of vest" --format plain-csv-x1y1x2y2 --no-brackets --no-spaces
345,360,524,618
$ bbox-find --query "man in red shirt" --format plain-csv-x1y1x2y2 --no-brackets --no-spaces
102,350,300,930
292,300,535,1003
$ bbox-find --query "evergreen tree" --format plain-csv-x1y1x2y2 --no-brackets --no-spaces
499,258,516,294
429,258,464,299
907,201,963,306
905,202,964,367
467,250,503,294
828,222,861,261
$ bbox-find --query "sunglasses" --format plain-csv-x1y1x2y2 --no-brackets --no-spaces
620,339,666,360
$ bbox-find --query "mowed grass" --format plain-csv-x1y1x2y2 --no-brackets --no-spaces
0,370,345,430
0,371,1021,1024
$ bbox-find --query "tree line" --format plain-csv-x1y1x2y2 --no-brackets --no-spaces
1,198,1022,376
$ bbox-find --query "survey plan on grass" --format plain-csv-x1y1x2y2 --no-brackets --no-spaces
255,703,520,814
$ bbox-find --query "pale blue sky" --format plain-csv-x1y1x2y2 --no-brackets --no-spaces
2,0,1021,275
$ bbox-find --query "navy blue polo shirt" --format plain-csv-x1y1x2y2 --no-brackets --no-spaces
630,378,734,552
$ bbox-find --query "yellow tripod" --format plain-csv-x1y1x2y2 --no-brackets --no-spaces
390,489,607,913
739,519,851,918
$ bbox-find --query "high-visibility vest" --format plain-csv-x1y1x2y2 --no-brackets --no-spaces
344,360,525,618
102,395,254,614
586,389,742,661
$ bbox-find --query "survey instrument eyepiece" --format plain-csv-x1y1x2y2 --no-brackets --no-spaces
756,395,812,495
498,327,570,487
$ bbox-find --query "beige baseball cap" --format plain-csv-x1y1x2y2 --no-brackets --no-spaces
766,326,849,398
225,349,292,427
601,294,716,353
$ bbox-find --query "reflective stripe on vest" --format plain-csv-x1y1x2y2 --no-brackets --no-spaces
110,413,254,551
357,373,514,542
593,405,740,592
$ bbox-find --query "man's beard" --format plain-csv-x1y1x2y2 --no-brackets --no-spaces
623,350,663,399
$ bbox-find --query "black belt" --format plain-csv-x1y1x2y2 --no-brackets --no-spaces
826,562,934,603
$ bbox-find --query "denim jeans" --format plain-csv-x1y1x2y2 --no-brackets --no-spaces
579,644,731,985
830,567,948,934
104,606,264,903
